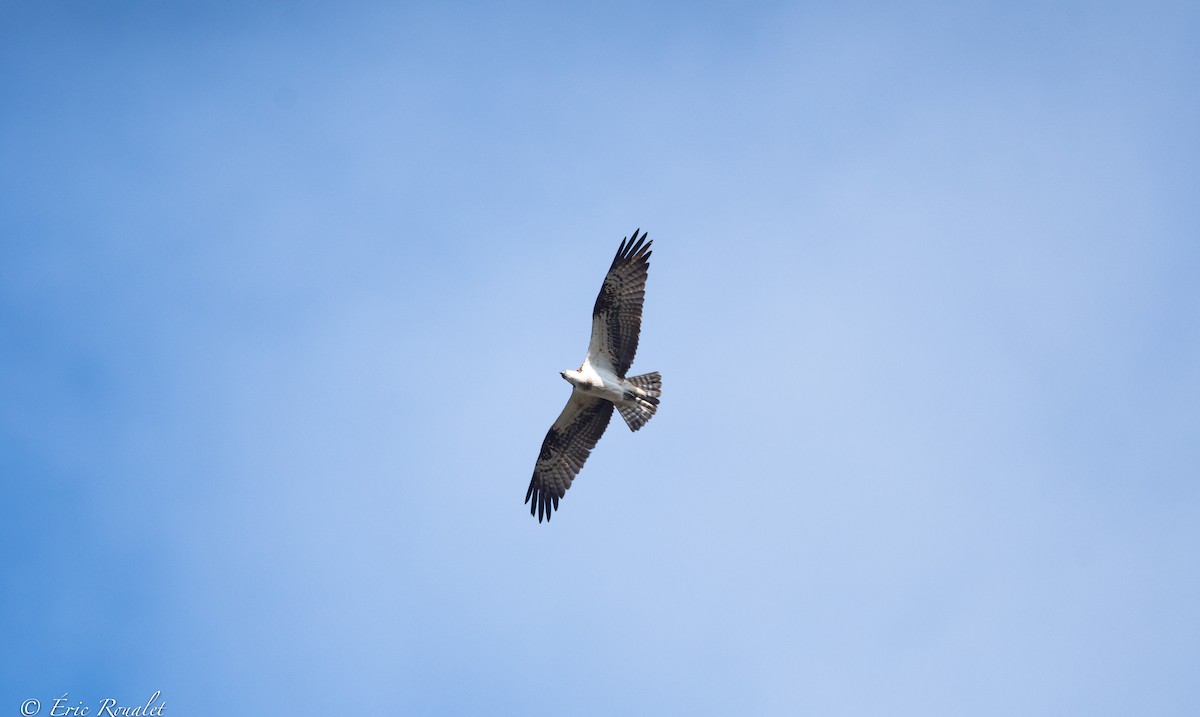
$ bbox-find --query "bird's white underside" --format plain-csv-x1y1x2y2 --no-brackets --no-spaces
563,356,639,407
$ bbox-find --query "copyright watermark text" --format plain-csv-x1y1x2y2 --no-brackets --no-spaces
19,692,166,717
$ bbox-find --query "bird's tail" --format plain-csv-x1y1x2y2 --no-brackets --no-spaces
617,372,661,432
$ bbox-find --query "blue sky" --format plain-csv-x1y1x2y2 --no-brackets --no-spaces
2,1,1198,714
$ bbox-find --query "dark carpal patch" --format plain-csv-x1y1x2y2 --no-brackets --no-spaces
538,428,559,460
594,283,618,316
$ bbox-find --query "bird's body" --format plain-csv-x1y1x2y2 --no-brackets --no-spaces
561,359,639,406
525,229,661,522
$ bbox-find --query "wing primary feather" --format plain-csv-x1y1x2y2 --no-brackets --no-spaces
631,232,647,256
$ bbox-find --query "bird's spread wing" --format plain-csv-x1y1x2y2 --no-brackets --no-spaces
526,391,615,522
587,229,651,377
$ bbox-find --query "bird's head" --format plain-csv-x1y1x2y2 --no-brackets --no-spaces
560,368,582,385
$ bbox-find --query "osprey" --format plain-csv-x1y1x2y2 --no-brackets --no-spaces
525,229,662,522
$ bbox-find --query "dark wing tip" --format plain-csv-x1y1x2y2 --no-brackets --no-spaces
613,228,651,264
633,229,650,252
526,479,554,523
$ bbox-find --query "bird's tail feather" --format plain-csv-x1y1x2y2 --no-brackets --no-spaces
618,372,661,432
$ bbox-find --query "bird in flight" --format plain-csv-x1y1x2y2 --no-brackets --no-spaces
525,229,662,522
